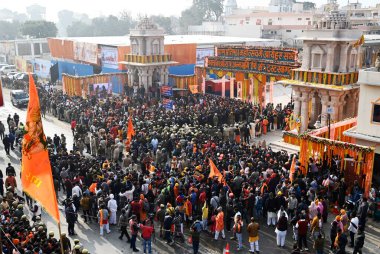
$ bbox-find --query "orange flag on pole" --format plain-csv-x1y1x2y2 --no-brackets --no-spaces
289,156,296,183
21,74,60,223
209,159,224,184
127,116,135,141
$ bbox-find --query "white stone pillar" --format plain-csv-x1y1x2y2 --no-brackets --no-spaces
160,67,165,84
345,93,355,119
338,44,349,73
329,95,341,122
325,43,336,73
310,93,320,124
301,43,311,70
30,42,35,57
146,38,151,55
164,67,169,85
300,96,310,133
292,88,301,117
319,90,329,126
321,101,328,126
138,69,142,85
147,68,153,88
338,95,346,121
353,89,360,116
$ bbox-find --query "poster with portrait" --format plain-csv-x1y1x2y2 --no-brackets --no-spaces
196,48,214,66
74,42,98,64
90,83,113,97
33,59,52,79
100,46,118,69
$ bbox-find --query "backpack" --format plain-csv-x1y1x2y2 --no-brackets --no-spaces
143,200,150,212
192,221,202,233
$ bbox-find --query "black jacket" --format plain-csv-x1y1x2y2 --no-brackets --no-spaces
355,232,365,248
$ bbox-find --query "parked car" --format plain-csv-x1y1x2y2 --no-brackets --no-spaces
10,89,29,107
0,65,16,75
13,73,38,89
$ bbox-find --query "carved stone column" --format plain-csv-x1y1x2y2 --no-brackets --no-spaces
292,87,302,117
319,90,330,126
147,68,153,88
345,92,355,118
329,94,341,122
325,43,337,73
338,44,349,73
338,95,346,121
310,91,320,124
299,87,311,132
301,43,311,70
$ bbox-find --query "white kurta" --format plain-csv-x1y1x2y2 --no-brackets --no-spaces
107,198,118,225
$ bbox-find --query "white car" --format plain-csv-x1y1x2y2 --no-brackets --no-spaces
0,65,16,75
6,71,18,79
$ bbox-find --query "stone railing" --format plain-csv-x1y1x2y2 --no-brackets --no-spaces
124,54,172,64
291,69,359,86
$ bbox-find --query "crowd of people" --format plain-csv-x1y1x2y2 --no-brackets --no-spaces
1,84,380,254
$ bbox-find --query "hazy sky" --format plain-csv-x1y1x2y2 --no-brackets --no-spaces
2,0,378,21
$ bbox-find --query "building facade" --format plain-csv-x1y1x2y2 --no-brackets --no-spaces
278,11,362,132
120,18,177,89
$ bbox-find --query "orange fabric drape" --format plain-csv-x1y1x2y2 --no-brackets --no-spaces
21,74,60,223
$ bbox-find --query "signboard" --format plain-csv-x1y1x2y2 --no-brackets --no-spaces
196,48,214,66
74,42,98,64
33,59,52,79
162,98,174,110
161,85,173,97
206,57,296,77
90,83,113,96
100,46,118,69
216,46,298,63
326,107,334,114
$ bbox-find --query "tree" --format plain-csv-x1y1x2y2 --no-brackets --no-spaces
179,5,204,33
150,15,175,34
66,21,93,37
194,0,224,21
20,20,58,38
66,15,135,37
303,1,316,11
0,21,21,40
179,0,223,33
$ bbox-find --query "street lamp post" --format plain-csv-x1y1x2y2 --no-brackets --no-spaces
314,112,332,139
327,113,331,140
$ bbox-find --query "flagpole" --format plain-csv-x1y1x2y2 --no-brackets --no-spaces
58,222,65,254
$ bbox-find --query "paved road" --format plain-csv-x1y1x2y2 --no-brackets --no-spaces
1,86,380,254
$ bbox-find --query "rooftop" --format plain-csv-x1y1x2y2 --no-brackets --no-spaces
50,35,278,47
357,67,380,86
344,126,380,143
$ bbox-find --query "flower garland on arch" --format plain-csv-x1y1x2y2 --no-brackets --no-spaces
283,131,374,154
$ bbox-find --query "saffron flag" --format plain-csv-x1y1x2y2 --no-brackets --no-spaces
208,159,224,184
21,74,60,223
353,35,365,48
127,117,135,141
289,156,296,183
